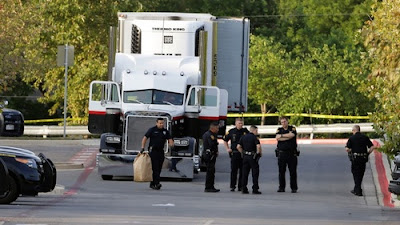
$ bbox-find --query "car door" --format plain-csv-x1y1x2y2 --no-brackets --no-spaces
0,158,8,194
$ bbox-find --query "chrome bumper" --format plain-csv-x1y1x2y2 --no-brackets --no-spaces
97,153,198,180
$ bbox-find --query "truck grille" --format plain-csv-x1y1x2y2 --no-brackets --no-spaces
125,115,168,152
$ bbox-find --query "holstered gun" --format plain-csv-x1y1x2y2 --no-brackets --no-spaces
275,148,279,158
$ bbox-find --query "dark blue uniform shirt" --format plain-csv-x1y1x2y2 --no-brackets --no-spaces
276,125,297,151
145,126,171,150
346,132,373,153
239,133,260,153
203,130,219,153
223,127,249,151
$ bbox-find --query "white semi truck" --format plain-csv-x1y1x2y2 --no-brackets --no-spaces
88,12,250,180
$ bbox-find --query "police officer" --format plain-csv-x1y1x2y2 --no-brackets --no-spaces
237,125,262,194
345,125,377,196
276,117,298,193
141,118,173,190
223,118,249,192
203,122,220,193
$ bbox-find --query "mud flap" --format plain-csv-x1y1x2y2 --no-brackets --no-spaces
0,158,8,194
38,153,57,192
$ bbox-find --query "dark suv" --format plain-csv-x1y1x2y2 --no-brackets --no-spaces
0,108,24,137
0,146,57,204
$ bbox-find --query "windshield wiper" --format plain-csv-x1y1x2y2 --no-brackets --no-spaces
163,101,175,106
132,99,144,104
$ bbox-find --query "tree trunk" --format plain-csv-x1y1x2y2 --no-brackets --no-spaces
260,103,266,125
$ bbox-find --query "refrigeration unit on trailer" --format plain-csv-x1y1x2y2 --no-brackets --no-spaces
88,12,250,180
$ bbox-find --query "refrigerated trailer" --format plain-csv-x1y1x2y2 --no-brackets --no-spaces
88,12,250,180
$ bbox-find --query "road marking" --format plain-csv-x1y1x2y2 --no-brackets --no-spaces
203,220,214,225
68,148,97,167
151,203,175,207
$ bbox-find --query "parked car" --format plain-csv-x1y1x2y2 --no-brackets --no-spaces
389,153,400,195
0,146,57,204
0,108,24,137
0,158,8,197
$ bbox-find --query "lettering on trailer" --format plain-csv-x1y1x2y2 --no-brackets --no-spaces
152,27,186,31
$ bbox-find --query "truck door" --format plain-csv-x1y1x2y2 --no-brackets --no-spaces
88,81,121,134
185,86,227,138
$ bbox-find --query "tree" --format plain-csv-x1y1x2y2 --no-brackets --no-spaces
362,0,400,155
248,35,290,124
278,45,374,124
19,0,133,122
0,0,32,94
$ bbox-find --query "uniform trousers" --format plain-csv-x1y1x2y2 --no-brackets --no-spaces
242,154,259,191
150,150,164,185
230,152,243,189
205,155,217,189
278,151,298,191
351,157,367,194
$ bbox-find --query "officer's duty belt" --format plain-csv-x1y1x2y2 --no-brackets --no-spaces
278,150,292,154
352,153,368,156
244,151,256,155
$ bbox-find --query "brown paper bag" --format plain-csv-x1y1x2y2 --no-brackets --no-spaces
133,153,153,182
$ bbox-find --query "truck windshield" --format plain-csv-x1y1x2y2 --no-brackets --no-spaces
124,90,183,105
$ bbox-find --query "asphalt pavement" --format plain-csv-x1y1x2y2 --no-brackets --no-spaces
1,138,400,225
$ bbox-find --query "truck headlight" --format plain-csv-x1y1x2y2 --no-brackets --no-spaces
15,157,37,169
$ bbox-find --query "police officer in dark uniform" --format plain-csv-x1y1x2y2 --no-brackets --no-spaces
237,125,262,194
276,117,298,193
141,118,174,190
345,125,377,196
203,122,220,193
223,118,249,192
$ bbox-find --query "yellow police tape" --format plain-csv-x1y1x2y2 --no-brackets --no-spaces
24,117,87,124
24,113,371,124
227,113,371,120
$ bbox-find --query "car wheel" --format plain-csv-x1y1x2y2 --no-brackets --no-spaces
0,176,19,204
101,175,113,180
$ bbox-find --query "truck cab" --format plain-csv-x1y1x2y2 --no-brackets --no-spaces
88,12,249,180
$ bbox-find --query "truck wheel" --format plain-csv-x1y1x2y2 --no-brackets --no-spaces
0,176,19,204
101,175,113,180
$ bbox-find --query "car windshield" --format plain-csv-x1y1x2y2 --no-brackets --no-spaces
123,90,183,105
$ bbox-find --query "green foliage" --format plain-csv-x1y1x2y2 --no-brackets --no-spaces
281,45,373,116
0,0,385,131
362,0,400,155
248,35,289,110
0,0,31,93
19,0,126,121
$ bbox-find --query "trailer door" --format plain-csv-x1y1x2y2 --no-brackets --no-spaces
215,18,250,112
88,81,121,134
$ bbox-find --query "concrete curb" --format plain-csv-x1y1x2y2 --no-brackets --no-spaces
40,184,65,195
370,139,400,208
54,162,84,170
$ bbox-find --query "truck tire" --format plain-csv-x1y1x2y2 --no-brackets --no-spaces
0,176,19,204
101,175,113,180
